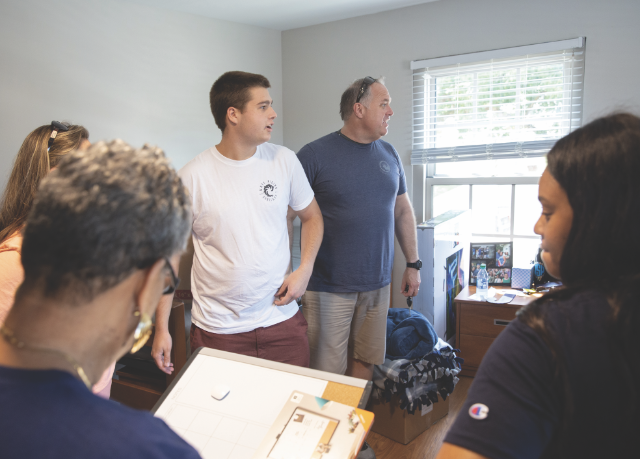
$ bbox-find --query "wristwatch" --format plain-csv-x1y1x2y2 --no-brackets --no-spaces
407,260,422,270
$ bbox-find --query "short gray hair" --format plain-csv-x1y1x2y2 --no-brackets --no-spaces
339,76,386,121
21,140,191,303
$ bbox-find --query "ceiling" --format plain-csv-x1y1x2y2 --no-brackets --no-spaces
124,0,441,31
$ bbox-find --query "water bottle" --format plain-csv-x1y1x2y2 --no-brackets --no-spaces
477,263,489,300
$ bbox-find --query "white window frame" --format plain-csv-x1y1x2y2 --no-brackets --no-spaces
410,38,584,240
420,164,541,241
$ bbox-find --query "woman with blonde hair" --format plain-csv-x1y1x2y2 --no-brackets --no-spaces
0,121,115,399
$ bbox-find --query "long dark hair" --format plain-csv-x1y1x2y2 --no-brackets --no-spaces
518,113,640,428
0,122,89,243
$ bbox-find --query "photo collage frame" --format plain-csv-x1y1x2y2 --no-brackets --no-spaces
469,242,512,286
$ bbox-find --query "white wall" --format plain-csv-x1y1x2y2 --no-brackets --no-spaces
0,0,283,190
281,0,640,308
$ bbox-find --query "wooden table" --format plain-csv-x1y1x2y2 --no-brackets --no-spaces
455,286,534,377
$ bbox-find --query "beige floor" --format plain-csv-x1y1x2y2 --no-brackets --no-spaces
367,376,473,459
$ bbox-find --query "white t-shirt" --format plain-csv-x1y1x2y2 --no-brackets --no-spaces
180,143,314,334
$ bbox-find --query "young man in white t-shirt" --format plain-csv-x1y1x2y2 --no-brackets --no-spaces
151,71,323,369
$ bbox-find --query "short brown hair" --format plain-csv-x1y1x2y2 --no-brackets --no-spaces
339,77,385,121
210,71,271,132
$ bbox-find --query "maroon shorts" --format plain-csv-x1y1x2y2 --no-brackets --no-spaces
190,309,310,367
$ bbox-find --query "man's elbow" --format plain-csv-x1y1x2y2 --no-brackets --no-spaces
286,207,298,223
394,207,409,224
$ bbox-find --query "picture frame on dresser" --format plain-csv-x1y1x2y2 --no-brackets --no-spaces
470,242,513,287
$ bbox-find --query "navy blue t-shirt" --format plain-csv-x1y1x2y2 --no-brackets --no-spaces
0,366,201,459
445,290,639,458
297,131,407,293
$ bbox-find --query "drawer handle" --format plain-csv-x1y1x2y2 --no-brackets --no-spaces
494,319,512,326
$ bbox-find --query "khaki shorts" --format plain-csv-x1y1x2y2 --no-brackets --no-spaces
302,284,390,374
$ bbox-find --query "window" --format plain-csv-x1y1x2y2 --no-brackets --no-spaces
430,180,542,266
411,38,585,265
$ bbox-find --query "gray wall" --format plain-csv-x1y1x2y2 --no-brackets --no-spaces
282,0,640,308
0,0,283,189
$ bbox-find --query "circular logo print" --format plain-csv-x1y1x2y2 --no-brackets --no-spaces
259,180,278,202
469,403,489,420
380,161,391,173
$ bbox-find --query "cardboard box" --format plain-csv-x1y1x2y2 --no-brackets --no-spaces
370,395,449,445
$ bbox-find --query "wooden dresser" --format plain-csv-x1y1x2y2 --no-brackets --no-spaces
455,286,534,377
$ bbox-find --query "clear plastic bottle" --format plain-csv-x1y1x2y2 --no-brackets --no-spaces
477,263,489,300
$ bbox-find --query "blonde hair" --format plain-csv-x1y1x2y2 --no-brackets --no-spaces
0,122,89,243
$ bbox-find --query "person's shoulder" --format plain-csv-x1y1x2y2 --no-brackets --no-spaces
0,231,22,252
300,132,341,153
1,376,200,459
259,142,295,157
258,143,300,168
298,132,343,167
376,138,400,156
179,147,215,178
525,288,609,326
92,399,200,457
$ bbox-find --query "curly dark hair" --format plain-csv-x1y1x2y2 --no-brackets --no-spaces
20,140,191,303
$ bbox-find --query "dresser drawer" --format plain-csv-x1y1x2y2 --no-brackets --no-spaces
458,333,495,371
459,303,517,339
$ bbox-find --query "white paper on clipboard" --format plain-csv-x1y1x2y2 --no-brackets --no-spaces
154,354,330,459
268,408,339,459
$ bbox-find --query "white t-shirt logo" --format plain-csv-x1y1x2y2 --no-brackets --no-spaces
259,180,278,202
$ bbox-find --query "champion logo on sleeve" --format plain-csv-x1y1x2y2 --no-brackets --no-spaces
469,403,489,420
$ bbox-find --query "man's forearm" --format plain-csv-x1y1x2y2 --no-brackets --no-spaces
299,203,323,273
287,206,297,273
395,204,419,262
155,294,174,334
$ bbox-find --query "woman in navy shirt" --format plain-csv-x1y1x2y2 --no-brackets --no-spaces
438,113,640,459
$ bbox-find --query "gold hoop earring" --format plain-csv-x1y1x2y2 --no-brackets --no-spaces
131,310,152,353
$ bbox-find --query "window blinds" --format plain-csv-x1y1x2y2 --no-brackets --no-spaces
411,38,585,165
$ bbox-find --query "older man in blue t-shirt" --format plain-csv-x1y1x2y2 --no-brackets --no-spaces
292,77,421,382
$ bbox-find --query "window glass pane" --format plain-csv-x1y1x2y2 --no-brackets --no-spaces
514,184,542,236
435,156,546,178
470,236,506,243
471,185,511,235
432,185,469,219
513,238,541,268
